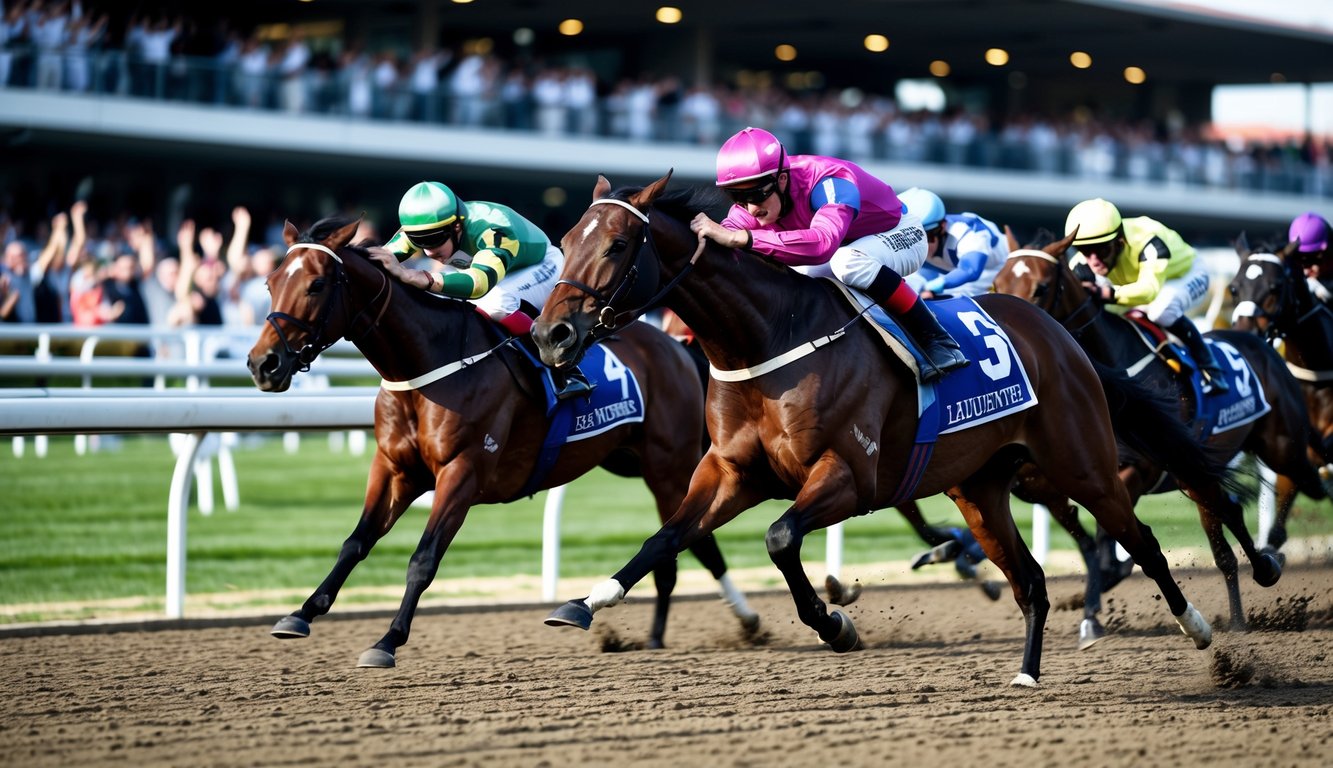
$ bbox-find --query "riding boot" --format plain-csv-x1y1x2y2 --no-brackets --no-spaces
1167,318,1229,394
552,367,594,400
865,267,969,383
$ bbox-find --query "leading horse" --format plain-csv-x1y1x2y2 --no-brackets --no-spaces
994,230,1315,629
532,173,1219,686
246,215,759,667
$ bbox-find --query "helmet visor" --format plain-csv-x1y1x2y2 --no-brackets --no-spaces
724,176,779,206
405,225,452,250
1077,240,1117,263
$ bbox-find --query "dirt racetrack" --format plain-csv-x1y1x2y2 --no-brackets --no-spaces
2,562,1331,768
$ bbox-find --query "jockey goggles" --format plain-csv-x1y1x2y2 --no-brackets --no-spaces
405,225,453,250
1077,239,1117,262
725,176,780,206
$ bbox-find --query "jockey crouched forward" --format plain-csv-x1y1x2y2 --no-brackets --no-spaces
368,180,592,399
897,187,1008,298
689,127,969,383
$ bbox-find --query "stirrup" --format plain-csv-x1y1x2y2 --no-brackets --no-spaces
1200,367,1230,395
554,372,594,401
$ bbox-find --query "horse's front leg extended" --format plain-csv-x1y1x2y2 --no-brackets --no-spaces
272,454,420,640
546,452,766,631
359,464,477,668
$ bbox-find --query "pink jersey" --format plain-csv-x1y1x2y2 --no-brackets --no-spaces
721,154,902,266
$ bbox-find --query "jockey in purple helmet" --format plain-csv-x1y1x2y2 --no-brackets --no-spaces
1290,211,1332,305
689,126,968,382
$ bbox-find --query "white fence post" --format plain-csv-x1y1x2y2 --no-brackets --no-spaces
541,485,567,601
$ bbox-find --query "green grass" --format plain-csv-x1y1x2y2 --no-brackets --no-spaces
1,435,1330,621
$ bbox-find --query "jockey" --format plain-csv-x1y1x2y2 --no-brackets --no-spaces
689,126,968,382
897,187,1008,298
367,180,591,399
1289,211,1332,305
1065,198,1229,394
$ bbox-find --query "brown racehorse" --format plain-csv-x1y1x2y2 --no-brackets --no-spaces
532,173,1220,687
1229,233,1333,508
246,215,759,668
994,230,1316,629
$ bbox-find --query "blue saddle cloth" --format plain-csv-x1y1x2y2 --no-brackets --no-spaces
864,296,1038,503
1123,322,1272,436
507,342,645,500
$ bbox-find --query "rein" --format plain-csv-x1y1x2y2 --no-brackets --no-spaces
1007,248,1098,337
264,242,393,373
555,197,707,341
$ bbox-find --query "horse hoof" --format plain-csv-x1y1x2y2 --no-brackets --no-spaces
822,610,861,653
979,581,1004,601
645,638,665,650
271,615,311,639
1253,552,1283,588
739,612,762,634
1010,673,1038,688
357,648,396,668
825,575,862,606
1077,618,1106,651
545,599,593,630
1176,602,1212,650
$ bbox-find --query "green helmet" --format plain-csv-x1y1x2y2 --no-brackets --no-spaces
399,181,467,232
1065,198,1122,246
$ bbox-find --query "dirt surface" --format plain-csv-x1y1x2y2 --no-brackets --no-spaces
2,563,1332,768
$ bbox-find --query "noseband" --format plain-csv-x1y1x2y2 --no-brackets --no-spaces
265,242,393,372
1233,253,1293,341
555,197,706,342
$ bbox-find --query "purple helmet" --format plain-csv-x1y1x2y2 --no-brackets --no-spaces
715,127,786,186
1289,211,1330,253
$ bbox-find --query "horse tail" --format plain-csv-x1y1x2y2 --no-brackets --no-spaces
1090,359,1252,502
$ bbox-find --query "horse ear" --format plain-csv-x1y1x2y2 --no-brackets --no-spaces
1278,237,1300,260
283,220,300,247
1234,231,1251,256
593,175,611,201
1004,225,1019,252
326,217,361,249
1051,229,1077,258
632,170,673,208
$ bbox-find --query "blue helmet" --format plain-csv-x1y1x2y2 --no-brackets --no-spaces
898,187,946,229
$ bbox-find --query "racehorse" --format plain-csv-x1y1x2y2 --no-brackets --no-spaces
1229,233,1333,507
246,215,759,667
994,230,1317,629
531,173,1221,687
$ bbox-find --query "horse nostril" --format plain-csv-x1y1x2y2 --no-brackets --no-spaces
548,322,575,349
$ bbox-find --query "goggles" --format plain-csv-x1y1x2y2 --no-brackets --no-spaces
405,226,452,250
1077,240,1117,262
725,177,779,207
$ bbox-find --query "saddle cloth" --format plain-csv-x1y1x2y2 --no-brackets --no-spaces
1122,313,1271,436
507,341,645,500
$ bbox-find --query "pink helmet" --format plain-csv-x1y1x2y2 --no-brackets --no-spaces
1289,211,1330,252
715,127,787,186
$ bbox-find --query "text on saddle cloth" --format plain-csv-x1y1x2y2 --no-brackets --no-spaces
1120,316,1272,436
507,342,646,502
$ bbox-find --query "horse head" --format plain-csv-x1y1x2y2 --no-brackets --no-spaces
992,229,1101,333
534,171,675,370
247,215,366,392
1229,232,1301,338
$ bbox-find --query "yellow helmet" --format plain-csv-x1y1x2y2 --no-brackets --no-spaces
1065,198,1122,246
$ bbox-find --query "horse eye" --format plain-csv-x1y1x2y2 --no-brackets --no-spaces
1033,284,1047,298
308,278,326,294
606,239,627,257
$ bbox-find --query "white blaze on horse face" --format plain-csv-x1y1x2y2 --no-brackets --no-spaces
1245,263,1265,281
1009,261,1031,279
579,214,601,243
284,255,305,279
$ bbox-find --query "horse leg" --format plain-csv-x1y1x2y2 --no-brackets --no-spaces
359,466,477,668
765,458,862,652
272,455,419,640
1192,502,1247,630
546,452,767,631
687,534,761,634
1180,479,1282,593
647,559,678,649
1048,502,1107,650
948,461,1048,687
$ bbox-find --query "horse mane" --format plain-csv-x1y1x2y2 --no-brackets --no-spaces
608,184,735,225
1023,228,1063,250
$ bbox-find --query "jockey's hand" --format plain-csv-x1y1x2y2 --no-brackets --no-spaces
365,246,405,278
1081,280,1113,302
690,213,750,250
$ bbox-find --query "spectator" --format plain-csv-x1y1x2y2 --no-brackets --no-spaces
0,239,36,322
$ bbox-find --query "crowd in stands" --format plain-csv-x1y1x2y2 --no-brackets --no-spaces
3,0,1331,199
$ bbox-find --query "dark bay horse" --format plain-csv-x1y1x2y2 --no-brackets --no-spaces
532,173,1219,687
246,215,759,667
994,231,1316,629
1229,234,1333,506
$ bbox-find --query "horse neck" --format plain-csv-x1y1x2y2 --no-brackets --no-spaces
341,255,480,381
1281,271,1333,370
651,215,812,371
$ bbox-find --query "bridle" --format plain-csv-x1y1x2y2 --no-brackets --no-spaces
264,241,393,372
1006,248,1099,337
1232,253,1294,342
554,197,706,343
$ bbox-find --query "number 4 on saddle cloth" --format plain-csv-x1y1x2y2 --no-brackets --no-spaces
507,342,645,500
1121,310,1272,437
832,284,1039,505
